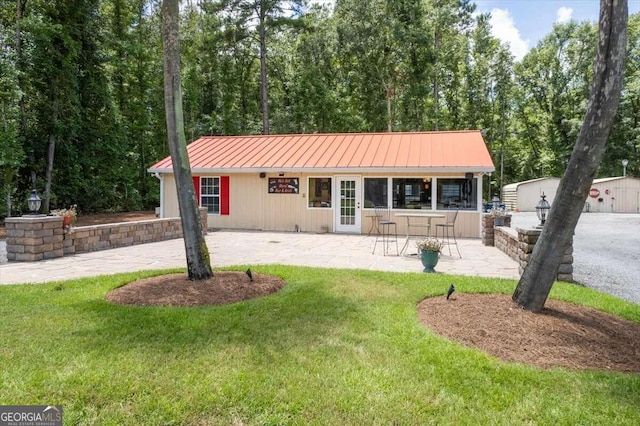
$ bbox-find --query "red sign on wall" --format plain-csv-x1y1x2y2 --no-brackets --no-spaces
589,188,600,198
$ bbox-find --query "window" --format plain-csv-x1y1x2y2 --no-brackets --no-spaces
436,178,477,210
308,177,332,208
201,177,220,214
392,178,432,209
364,178,388,208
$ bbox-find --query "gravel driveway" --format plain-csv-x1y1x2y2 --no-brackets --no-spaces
510,212,640,305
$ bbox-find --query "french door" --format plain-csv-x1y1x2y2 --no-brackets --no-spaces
334,176,361,233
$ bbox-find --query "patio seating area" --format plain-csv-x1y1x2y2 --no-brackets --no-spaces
0,230,520,285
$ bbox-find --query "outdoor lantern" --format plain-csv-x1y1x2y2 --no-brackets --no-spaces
536,193,551,226
492,195,501,211
622,159,628,177
27,189,42,215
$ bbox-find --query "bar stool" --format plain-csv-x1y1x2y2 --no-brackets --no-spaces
372,206,398,256
435,209,461,258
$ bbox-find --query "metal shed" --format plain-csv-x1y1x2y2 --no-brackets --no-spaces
586,177,640,213
501,177,561,212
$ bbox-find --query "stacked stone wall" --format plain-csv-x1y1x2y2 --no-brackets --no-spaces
6,208,208,262
5,216,64,261
64,219,184,255
494,226,573,282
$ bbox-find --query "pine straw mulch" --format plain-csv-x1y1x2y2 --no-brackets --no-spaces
106,272,639,374
418,293,640,373
106,271,285,307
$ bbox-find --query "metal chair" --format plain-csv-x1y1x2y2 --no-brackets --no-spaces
435,210,461,258
372,206,398,256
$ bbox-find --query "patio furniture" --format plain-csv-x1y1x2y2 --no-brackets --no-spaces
435,210,461,258
394,212,446,256
366,212,381,236
372,206,398,256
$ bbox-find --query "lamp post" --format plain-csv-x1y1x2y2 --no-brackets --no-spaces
535,193,550,227
492,195,501,212
27,189,42,215
622,159,628,177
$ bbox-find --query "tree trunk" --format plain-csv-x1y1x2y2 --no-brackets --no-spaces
161,0,213,280
385,81,393,132
16,0,27,130
433,29,439,131
512,0,628,312
43,85,59,214
259,0,269,135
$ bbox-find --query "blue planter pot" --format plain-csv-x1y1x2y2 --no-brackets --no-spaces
420,250,439,273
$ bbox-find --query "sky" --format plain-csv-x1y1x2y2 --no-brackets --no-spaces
310,0,640,62
474,0,640,61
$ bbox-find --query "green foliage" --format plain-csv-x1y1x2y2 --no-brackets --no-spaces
0,266,638,424
3,1,638,212
0,20,25,216
606,13,640,177
513,21,598,178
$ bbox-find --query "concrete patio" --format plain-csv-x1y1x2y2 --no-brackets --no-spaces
0,231,520,285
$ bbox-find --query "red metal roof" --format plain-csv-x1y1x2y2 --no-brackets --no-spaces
148,131,495,173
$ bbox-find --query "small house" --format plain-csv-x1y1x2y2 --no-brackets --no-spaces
148,131,495,237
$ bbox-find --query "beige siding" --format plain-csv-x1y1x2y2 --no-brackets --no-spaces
501,178,560,212
161,172,484,237
387,210,481,238
586,178,640,213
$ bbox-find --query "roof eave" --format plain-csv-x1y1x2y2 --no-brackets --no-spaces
148,166,495,174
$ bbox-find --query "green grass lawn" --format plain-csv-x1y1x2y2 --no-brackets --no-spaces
1,266,638,425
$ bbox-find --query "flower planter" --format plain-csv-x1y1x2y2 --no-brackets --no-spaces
62,215,72,228
420,250,439,273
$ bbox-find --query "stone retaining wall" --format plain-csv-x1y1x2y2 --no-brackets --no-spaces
5,208,208,262
63,218,184,255
485,214,573,282
4,216,65,261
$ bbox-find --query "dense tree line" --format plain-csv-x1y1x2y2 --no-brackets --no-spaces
0,0,637,216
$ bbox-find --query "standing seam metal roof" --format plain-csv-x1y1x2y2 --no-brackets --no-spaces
148,131,495,173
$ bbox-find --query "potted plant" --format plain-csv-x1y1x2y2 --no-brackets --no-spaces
490,207,509,226
415,237,443,273
50,204,78,230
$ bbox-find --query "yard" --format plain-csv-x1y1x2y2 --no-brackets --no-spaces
1,266,638,425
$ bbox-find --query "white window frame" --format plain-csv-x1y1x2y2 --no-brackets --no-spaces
201,177,220,215
391,176,434,210
363,177,390,209
307,176,333,209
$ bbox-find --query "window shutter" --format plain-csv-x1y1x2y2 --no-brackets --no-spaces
193,176,200,205
221,176,230,215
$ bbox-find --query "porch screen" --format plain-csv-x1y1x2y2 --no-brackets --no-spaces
436,178,477,210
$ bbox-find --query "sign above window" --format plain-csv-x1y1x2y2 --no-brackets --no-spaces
268,177,299,194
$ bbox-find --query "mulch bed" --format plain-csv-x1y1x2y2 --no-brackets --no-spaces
106,271,285,306
418,293,640,373
106,270,640,374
